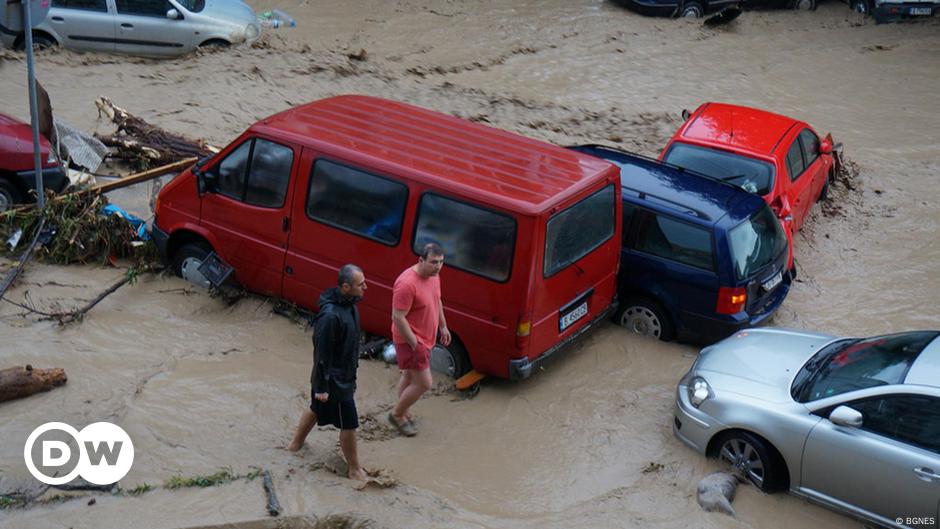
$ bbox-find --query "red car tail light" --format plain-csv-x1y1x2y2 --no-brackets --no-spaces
716,287,747,315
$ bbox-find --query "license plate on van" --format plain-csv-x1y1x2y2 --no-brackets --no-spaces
560,301,589,331
761,271,783,292
910,6,932,14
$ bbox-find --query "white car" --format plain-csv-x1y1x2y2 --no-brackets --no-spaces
1,0,260,57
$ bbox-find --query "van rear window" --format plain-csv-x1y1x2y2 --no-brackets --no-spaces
306,160,408,245
413,194,516,282
544,185,615,278
728,206,787,280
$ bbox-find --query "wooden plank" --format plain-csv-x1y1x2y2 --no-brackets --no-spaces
455,369,485,390
91,157,197,193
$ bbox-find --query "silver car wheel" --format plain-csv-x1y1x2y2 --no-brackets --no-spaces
180,256,211,289
620,306,662,338
719,438,765,488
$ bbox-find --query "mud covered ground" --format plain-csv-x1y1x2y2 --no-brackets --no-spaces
1,2,939,528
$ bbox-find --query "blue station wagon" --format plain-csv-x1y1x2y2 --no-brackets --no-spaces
569,145,792,343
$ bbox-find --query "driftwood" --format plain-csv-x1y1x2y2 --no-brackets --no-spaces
261,470,281,517
94,97,213,169
0,365,67,403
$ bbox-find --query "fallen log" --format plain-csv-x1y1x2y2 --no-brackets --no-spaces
94,97,214,169
0,365,67,403
261,469,281,517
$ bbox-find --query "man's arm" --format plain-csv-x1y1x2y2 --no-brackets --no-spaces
438,302,451,346
312,313,338,400
392,308,418,350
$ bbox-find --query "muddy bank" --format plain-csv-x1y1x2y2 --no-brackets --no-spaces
2,2,939,528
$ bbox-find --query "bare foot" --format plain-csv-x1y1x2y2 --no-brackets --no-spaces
348,466,367,481
286,441,303,452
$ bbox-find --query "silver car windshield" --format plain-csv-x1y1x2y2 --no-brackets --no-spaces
663,143,774,196
792,331,940,403
728,206,787,280
175,0,205,12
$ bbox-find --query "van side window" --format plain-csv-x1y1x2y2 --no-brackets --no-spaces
215,139,293,208
413,194,516,282
306,160,408,245
635,214,714,271
217,141,251,201
786,140,805,182
51,0,107,11
244,140,293,208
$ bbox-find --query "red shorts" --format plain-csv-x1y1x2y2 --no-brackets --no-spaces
395,342,430,371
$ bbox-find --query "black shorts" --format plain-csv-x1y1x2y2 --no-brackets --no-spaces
311,396,359,430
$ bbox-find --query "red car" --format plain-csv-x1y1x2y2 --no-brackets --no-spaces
660,102,836,271
0,113,67,211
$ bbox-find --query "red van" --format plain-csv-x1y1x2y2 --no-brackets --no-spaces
152,95,621,380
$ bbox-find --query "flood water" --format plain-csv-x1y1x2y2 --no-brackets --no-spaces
1,1,939,528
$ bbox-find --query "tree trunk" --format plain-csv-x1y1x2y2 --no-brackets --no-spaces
0,365,67,403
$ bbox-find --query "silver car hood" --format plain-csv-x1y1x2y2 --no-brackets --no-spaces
694,328,837,401
197,0,257,25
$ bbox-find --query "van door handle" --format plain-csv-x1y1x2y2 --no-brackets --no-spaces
282,216,290,232
285,266,293,275
914,467,940,482
121,23,134,28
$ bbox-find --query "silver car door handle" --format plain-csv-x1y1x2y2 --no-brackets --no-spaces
913,467,940,481
50,16,64,21
121,23,134,28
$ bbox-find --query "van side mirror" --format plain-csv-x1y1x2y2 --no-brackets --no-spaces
681,109,691,121
819,139,832,155
829,405,863,427
193,155,216,195
166,8,181,19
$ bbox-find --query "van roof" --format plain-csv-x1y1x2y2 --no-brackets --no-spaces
252,95,617,215
568,145,766,226
680,102,800,156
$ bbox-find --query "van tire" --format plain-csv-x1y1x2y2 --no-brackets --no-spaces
172,242,213,288
0,178,24,212
430,339,471,380
615,296,675,341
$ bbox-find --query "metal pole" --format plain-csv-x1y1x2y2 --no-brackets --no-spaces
22,0,45,209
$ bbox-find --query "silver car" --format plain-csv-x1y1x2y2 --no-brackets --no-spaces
1,0,260,56
674,328,940,529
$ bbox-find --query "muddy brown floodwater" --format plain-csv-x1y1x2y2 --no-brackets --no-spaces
1,1,939,528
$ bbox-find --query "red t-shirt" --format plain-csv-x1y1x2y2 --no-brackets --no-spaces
391,267,441,349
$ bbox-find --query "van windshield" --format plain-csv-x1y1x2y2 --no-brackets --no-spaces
663,143,774,196
544,185,615,278
728,206,787,280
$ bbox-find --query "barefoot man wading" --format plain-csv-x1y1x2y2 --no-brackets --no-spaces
288,264,367,481
389,243,450,437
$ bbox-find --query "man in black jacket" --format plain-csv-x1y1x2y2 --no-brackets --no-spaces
287,264,367,481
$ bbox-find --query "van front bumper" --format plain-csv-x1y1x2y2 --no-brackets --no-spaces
508,302,617,380
151,222,170,262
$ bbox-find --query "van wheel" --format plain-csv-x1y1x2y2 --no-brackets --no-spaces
716,431,787,492
0,179,24,212
615,296,675,341
850,0,871,15
430,340,471,379
172,242,212,288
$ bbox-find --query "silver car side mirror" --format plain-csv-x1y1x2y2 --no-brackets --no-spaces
829,405,863,428
167,8,181,19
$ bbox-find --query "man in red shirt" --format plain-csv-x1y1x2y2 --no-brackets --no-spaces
388,243,451,437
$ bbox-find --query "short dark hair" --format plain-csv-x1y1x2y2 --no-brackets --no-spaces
419,242,444,259
338,264,362,287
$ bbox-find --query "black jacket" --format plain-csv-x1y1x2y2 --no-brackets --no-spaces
310,287,361,400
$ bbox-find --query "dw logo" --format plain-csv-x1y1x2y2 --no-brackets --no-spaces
23,422,134,485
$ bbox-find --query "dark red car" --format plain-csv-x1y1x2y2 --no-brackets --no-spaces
660,102,836,271
0,113,68,211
